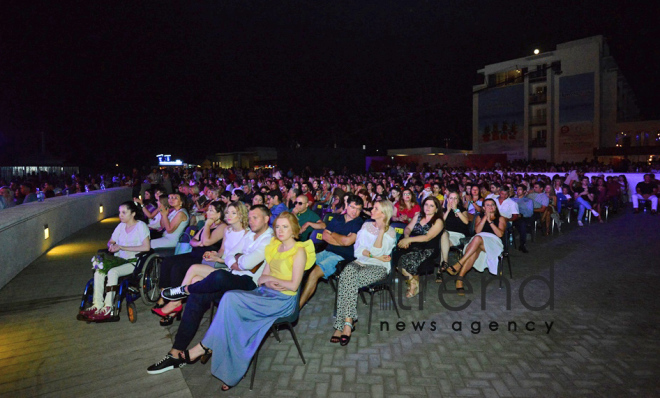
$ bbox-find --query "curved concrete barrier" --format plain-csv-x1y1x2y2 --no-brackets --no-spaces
0,187,132,289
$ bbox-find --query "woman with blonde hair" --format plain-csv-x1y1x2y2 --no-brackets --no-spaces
153,201,249,325
331,200,396,345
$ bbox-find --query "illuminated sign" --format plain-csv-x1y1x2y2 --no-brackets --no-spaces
157,154,183,166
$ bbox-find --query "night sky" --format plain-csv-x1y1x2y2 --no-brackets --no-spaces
1,1,658,168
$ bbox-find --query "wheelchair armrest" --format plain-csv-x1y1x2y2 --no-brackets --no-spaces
135,249,155,260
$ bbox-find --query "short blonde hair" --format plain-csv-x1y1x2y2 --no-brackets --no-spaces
227,201,249,230
275,211,301,239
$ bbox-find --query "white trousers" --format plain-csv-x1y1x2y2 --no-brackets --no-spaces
92,263,136,308
632,193,658,210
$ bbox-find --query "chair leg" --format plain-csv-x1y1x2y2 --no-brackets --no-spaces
286,323,306,364
271,325,281,343
359,291,368,305
367,292,374,334
506,254,512,279
250,348,259,390
387,286,401,318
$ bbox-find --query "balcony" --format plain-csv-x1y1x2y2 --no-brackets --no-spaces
529,137,547,148
529,116,547,126
528,70,547,82
529,93,547,104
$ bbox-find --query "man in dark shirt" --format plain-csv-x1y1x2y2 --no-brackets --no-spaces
291,194,326,241
299,195,364,308
633,174,658,214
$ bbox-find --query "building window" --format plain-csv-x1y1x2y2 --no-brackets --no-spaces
530,130,547,148
494,69,524,87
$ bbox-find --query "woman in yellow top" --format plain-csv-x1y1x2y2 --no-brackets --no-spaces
180,212,315,391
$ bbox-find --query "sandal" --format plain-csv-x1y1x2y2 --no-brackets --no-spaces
405,277,419,298
330,332,341,344
436,261,449,283
221,383,232,392
160,311,182,327
446,260,463,276
456,276,465,296
180,342,213,365
340,321,356,346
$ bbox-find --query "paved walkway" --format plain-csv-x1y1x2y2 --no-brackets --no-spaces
1,209,659,397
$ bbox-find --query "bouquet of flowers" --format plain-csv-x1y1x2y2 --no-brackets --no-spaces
91,253,137,275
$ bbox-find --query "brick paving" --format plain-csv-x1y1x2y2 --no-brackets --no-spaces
1,209,659,397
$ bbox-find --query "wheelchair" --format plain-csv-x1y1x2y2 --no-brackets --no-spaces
77,249,161,323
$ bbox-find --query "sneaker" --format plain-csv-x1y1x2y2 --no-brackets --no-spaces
79,306,99,317
87,306,113,321
577,221,584,227
147,353,186,374
161,286,189,301
519,245,529,254
590,210,599,217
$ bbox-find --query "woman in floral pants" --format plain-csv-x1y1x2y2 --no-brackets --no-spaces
331,200,396,346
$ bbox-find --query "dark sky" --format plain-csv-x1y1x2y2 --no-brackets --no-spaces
1,1,658,167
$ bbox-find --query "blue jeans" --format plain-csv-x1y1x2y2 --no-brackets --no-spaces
575,197,592,220
173,270,256,351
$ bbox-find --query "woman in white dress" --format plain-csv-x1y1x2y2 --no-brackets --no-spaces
444,198,505,295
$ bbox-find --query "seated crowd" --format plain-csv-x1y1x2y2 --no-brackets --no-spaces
7,162,642,389
63,162,659,390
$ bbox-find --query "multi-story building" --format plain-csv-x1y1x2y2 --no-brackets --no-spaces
472,35,641,163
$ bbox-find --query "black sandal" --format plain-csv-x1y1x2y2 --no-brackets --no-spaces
456,276,465,296
446,260,463,276
180,342,213,365
340,321,356,346
330,333,341,344
436,261,449,283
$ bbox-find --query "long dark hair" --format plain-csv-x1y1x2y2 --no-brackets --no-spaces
209,201,226,222
481,198,502,221
419,196,443,226
400,188,418,210
122,200,146,222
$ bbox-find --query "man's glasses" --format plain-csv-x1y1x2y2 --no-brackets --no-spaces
294,201,306,206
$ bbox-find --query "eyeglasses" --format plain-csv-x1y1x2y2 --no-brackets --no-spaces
294,201,306,206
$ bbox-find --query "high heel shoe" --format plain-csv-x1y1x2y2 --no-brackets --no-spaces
405,277,419,298
152,305,183,318
437,261,448,283
180,342,213,365
456,276,465,296
340,320,356,346
160,311,182,327
150,302,166,315
446,260,463,276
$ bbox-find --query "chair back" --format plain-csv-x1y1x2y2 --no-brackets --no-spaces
275,269,309,324
322,213,336,224
390,222,406,241
179,225,199,244
309,229,324,245
312,202,325,216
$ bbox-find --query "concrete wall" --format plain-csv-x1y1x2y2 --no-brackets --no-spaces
0,187,132,289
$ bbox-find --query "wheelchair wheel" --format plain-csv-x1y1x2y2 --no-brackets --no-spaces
127,301,137,323
140,254,161,305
